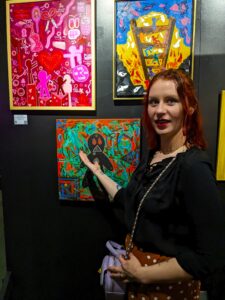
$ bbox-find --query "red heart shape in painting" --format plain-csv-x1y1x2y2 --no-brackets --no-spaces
37,50,63,73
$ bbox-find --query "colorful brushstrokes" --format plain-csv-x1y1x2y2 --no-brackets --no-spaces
56,119,141,201
114,0,195,99
216,91,225,181
6,0,95,110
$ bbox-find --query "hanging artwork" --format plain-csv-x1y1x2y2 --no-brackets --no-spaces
216,91,225,181
6,0,95,110
113,0,196,99
56,119,141,201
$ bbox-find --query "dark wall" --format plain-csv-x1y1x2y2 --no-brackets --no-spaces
0,0,225,300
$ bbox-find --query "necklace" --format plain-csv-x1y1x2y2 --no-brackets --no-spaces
157,145,187,156
150,145,187,167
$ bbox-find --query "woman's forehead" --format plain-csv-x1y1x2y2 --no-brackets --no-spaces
149,79,179,96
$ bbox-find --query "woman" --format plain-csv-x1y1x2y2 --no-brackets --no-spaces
79,69,225,299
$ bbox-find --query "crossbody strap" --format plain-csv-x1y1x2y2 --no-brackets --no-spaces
125,156,176,259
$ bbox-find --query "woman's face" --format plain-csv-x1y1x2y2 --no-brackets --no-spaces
147,79,184,141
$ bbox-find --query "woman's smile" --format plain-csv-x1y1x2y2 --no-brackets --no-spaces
148,79,184,141
155,119,171,129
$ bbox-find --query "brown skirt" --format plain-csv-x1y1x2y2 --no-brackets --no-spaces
125,235,201,300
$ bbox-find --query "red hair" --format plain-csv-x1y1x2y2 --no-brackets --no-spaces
143,69,207,149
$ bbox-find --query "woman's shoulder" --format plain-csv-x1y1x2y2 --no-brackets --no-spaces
180,146,213,173
137,148,154,166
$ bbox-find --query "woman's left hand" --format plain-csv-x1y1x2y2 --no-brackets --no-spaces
108,253,144,283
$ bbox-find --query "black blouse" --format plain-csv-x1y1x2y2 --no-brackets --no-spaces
113,147,225,280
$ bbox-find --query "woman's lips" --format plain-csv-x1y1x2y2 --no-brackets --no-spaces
155,120,170,129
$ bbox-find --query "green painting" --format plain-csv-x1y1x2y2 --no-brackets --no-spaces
56,119,141,201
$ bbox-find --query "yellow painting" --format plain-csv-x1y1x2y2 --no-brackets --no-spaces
113,0,196,99
216,91,225,180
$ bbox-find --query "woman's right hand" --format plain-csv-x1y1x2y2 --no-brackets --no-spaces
79,150,119,200
79,150,101,175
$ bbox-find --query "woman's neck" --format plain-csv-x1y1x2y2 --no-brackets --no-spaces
157,145,187,158
159,132,186,155
159,143,186,155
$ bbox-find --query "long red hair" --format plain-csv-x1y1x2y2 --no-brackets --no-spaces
143,69,207,149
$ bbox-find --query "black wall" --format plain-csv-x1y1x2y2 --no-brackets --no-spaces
0,0,225,300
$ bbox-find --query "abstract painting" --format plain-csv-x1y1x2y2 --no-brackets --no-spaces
113,0,195,99
216,91,225,181
6,0,95,110
56,119,141,201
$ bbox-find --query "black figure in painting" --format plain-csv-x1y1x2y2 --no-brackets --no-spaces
81,133,113,188
79,69,225,300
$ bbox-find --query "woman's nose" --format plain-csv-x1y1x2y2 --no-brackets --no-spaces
156,101,166,114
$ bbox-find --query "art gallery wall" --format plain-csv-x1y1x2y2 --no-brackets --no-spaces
0,0,225,300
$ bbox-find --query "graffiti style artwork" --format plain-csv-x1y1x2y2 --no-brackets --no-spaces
216,91,225,181
6,0,95,110
113,0,195,99
56,119,141,201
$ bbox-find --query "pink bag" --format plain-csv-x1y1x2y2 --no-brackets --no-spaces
100,241,126,299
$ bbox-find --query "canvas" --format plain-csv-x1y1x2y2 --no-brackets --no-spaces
56,119,141,201
216,91,225,181
113,0,196,99
6,0,95,110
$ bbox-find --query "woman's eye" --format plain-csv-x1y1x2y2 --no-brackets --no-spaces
166,98,179,105
148,98,158,106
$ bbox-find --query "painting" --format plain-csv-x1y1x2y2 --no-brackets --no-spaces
216,91,225,181
6,0,95,110
113,0,196,99
56,119,141,201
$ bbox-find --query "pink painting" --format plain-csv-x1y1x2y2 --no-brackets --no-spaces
6,0,95,110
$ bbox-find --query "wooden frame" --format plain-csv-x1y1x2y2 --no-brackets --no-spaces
113,0,196,100
6,0,96,110
216,91,225,181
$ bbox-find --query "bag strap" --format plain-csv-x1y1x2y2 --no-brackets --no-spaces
125,156,176,259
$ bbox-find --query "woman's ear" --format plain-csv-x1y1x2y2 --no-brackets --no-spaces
188,106,195,115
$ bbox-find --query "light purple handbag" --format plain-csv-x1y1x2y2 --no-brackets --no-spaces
100,241,126,299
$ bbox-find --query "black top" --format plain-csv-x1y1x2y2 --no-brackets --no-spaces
113,147,225,280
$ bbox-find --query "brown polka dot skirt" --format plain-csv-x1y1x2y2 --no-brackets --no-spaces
125,236,201,300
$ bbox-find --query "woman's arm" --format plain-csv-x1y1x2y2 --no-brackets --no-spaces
79,150,121,201
109,254,192,284
175,157,225,279
139,257,193,284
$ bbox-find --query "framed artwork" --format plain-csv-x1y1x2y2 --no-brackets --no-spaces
216,91,225,181
56,119,141,201
113,0,196,100
6,0,95,110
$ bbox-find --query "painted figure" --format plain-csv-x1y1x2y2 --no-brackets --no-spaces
54,76,66,95
81,133,113,188
63,74,73,106
25,21,43,53
63,45,83,68
36,70,51,98
25,59,37,84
